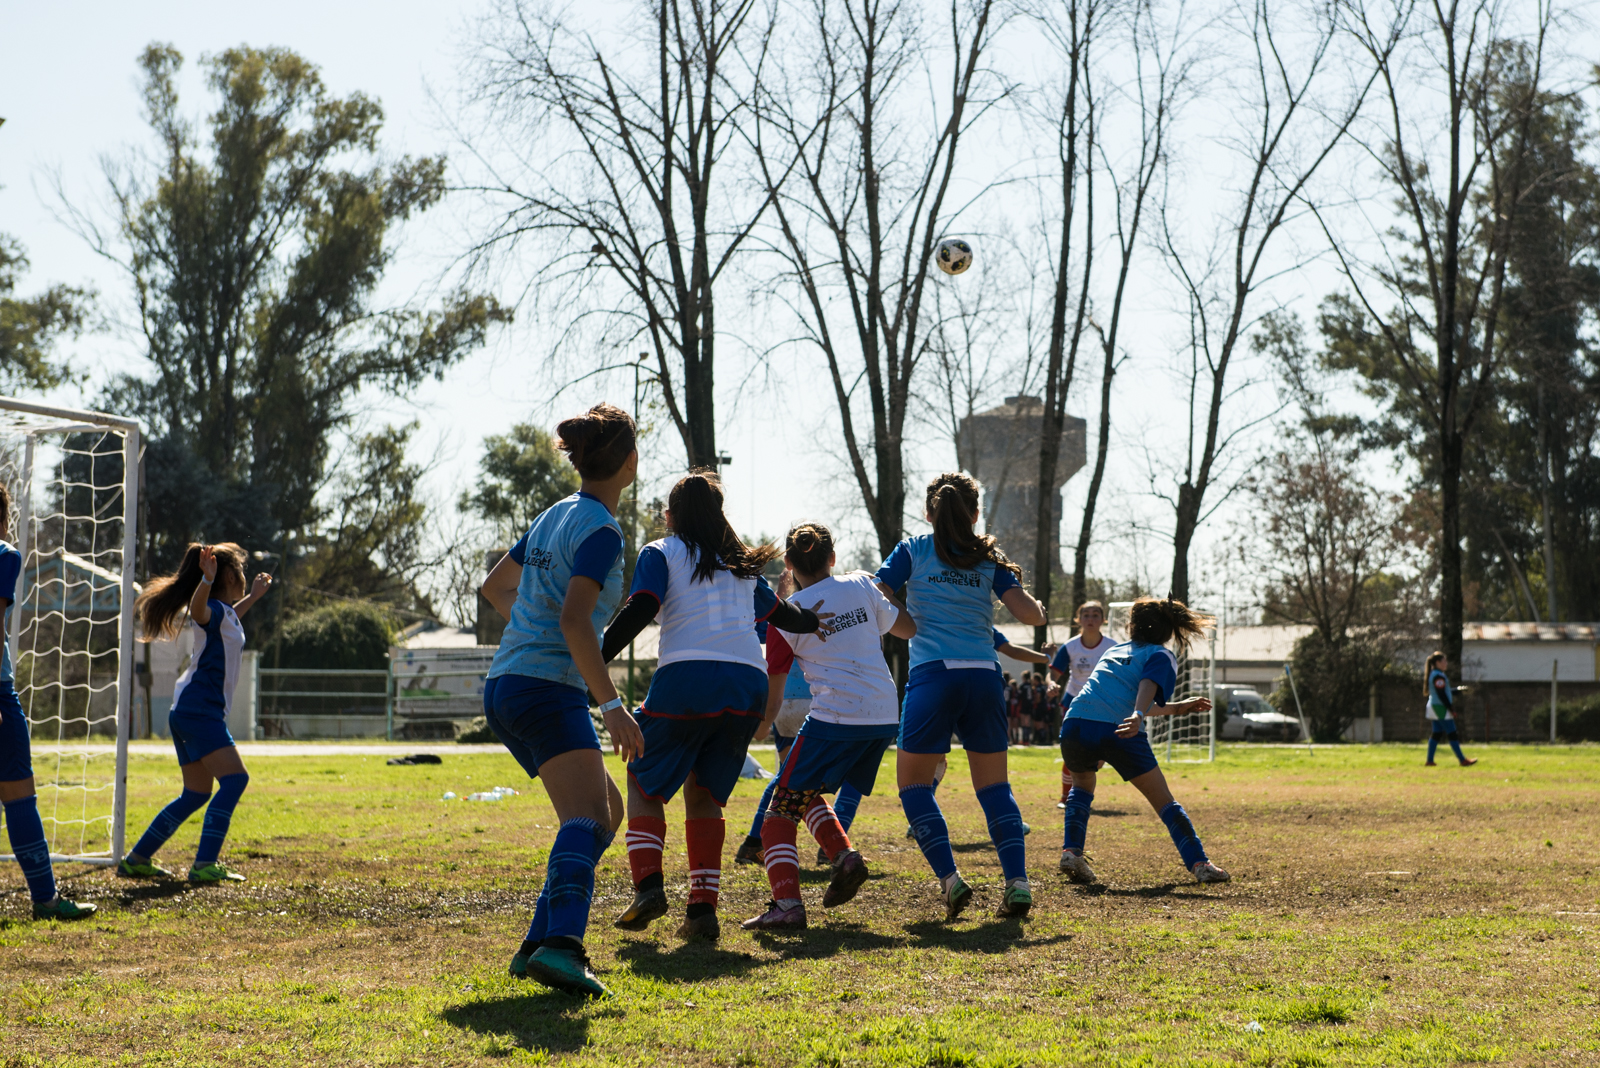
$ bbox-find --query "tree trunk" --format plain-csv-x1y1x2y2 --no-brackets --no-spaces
1537,380,1558,622
1169,482,1199,603
1070,337,1116,618
1439,431,1464,672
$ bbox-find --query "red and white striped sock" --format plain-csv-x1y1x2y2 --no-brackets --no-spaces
1061,767,1071,799
759,815,802,902
803,795,851,862
684,817,724,908
625,816,667,886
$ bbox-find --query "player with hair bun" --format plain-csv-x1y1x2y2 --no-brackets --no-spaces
120,541,271,886
1057,597,1229,886
742,522,915,930
477,401,643,997
876,473,1047,921
602,471,833,943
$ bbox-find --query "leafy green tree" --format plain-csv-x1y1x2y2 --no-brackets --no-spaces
275,601,399,671
83,44,508,568
459,422,579,540
0,235,88,391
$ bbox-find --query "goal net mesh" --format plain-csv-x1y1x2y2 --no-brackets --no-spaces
1106,602,1216,763
0,403,136,865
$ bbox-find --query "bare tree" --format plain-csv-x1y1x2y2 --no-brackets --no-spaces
462,0,773,468
1313,0,1551,672
752,0,1010,567
1156,0,1387,604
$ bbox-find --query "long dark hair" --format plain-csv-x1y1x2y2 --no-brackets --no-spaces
924,472,1021,578
1128,596,1213,655
556,403,636,480
0,482,10,540
1425,650,1446,675
785,522,833,577
136,542,247,641
668,470,779,582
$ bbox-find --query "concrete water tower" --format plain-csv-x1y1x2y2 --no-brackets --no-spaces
957,395,1086,587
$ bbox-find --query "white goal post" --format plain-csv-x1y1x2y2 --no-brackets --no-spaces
0,398,139,867
1106,601,1218,763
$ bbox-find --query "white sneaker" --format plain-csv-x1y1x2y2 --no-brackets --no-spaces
1192,860,1231,884
1058,850,1097,884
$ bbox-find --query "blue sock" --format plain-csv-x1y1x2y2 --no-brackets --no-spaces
130,788,211,860
749,773,780,839
899,784,956,880
1447,734,1466,762
1063,787,1093,853
195,773,249,866
544,817,603,942
833,783,863,833
1159,801,1207,869
4,796,57,903
524,881,552,945
975,782,1028,882
1427,733,1440,762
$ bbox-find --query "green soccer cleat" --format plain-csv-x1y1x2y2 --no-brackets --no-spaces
509,948,533,979
613,887,669,931
32,897,98,922
525,943,609,998
943,874,974,923
995,879,1032,919
188,862,246,884
117,856,173,879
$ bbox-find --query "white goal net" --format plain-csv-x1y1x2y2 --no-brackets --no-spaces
1106,601,1217,763
0,399,138,866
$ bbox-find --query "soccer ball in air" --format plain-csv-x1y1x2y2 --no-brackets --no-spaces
935,238,973,276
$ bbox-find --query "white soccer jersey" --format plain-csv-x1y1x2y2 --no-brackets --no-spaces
767,572,900,727
643,535,768,672
1059,633,1113,697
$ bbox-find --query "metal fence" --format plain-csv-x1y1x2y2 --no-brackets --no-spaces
254,650,495,740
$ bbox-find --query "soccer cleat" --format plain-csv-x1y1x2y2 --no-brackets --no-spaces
613,886,669,931
995,879,1032,919
905,824,917,839
117,857,172,879
734,836,764,867
525,944,608,998
942,874,974,923
815,846,831,867
676,911,721,942
1057,797,1069,810
1021,822,1032,836
509,948,533,979
1192,860,1231,884
821,850,869,908
741,900,806,931
1459,758,1479,767
1425,761,1438,767
31,897,97,922
188,863,246,884
1058,849,1097,884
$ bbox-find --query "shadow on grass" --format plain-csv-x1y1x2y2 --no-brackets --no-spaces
748,923,904,961
112,881,198,905
440,991,596,1054
1071,882,1214,901
901,918,1072,954
615,936,771,982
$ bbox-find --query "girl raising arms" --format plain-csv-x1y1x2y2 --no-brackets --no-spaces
876,473,1047,921
478,403,644,998
120,543,271,885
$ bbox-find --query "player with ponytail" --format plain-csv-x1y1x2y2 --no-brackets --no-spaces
1057,596,1230,886
601,471,833,942
121,541,271,886
876,473,1047,921
1423,652,1477,767
478,402,643,997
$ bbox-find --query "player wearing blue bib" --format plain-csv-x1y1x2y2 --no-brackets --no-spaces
600,471,830,943
0,486,97,921
876,473,1047,922
477,403,645,997
121,542,271,886
1423,651,1477,767
1057,597,1230,886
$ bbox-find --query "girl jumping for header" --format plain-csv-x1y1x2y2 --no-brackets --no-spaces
601,471,831,942
1057,597,1229,886
120,542,271,885
1423,652,1477,767
876,473,1048,921
743,523,916,930
478,402,644,998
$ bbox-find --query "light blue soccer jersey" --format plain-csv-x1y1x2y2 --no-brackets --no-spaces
0,541,20,683
488,492,624,691
875,535,1019,669
1064,641,1178,725
783,666,812,700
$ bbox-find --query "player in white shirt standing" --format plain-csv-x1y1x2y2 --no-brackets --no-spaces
743,523,916,931
1048,601,1112,808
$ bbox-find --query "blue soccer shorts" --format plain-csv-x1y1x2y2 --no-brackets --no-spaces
168,706,236,765
0,684,32,781
483,673,602,777
899,663,1008,755
1059,717,1160,781
776,719,895,796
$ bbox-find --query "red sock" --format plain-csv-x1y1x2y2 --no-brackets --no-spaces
803,796,851,861
684,817,724,908
1061,768,1071,798
626,816,667,886
759,816,802,901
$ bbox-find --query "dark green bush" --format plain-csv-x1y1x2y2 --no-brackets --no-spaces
1267,631,1407,743
1529,692,1600,742
275,601,399,671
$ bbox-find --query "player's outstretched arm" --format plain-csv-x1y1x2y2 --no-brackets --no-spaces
999,587,1047,627
998,641,1049,665
561,576,643,761
189,545,217,626
233,572,273,619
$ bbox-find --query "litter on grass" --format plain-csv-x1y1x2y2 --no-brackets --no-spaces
741,753,771,780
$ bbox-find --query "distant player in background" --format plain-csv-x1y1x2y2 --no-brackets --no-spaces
734,637,811,868
877,473,1048,921
1424,652,1477,767
1050,601,1112,805
602,472,830,942
0,484,97,920
120,542,271,886
477,402,644,998
743,523,916,930
1057,597,1229,887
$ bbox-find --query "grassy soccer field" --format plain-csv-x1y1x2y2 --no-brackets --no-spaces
2,744,1598,1067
